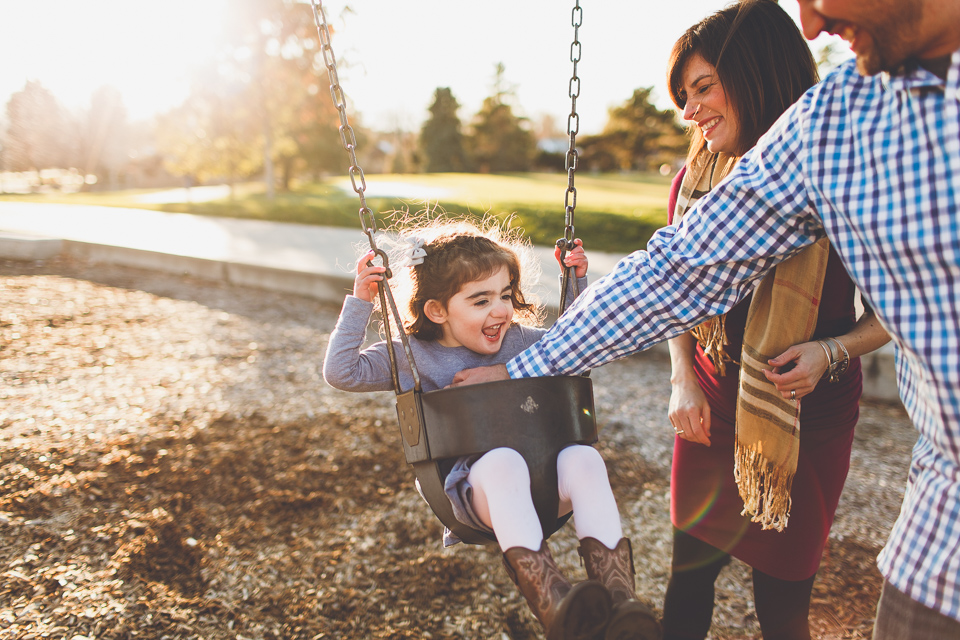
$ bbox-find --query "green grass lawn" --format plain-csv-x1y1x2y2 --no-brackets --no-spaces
0,172,673,254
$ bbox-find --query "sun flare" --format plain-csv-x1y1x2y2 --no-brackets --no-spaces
3,0,228,120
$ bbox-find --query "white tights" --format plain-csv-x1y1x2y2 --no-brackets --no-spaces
466,445,623,552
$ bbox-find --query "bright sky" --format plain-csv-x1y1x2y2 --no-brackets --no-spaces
0,1,845,135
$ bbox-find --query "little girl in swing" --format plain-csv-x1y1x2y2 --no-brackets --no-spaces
323,219,660,640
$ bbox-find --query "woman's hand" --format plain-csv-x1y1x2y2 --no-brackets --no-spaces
762,341,830,400
555,238,588,278
764,311,890,400
668,376,712,446
353,250,386,302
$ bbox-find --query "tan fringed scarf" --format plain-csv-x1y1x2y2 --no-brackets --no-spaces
674,151,741,376
674,150,831,531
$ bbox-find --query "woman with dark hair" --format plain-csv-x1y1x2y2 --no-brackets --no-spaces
662,2,889,639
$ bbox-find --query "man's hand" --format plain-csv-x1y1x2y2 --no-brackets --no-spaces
450,364,510,387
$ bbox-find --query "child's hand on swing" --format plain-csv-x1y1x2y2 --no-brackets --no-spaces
354,250,386,303
554,238,588,278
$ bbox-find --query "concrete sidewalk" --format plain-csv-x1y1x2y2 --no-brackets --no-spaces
0,200,900,403
0,201,627,311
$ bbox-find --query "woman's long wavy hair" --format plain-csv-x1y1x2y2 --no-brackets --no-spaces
667,0,819,163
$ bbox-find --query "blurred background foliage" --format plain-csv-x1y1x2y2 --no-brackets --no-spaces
0,0,687,252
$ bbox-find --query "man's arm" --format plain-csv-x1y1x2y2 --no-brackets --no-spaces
451,363,509,386
505,94,825,379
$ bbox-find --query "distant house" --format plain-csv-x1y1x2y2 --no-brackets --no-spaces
535,137,574,172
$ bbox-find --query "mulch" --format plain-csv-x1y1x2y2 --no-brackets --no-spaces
0,256,910,639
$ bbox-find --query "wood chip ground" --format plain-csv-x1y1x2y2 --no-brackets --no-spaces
0,256,916,639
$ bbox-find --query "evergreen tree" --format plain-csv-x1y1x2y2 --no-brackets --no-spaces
466,64,536,173
579,87,686,172
420,88,467,172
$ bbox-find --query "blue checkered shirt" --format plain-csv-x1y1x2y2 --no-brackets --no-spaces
509,51,960,619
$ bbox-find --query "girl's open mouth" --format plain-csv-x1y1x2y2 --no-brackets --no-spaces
482,323,503,340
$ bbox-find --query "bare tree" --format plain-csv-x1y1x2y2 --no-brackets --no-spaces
2,81,73,174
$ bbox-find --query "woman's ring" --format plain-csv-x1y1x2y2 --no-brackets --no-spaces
675,429,685,435
790,389,797,400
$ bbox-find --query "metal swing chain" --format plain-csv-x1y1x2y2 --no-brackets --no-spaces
308,0,375,247
308,0,422,394
558,1,583,315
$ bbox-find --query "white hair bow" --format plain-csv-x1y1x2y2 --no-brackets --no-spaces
406,236,427,266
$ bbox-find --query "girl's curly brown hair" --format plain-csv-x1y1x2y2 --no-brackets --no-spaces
381,216,543,340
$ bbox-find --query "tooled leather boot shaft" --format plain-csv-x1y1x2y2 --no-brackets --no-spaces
503,541,614,640
578,537,637,605
578,537,662,640
503,542,572,629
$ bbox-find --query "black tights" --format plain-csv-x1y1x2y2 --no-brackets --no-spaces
661,528,816,640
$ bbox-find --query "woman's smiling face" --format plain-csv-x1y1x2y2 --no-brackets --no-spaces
680,53,741,155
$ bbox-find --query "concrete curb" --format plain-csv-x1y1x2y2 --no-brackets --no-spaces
0,233,63,261
64,240,229,281
60,239,357,301
224,261,353,301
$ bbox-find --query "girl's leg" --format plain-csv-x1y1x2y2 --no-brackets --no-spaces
752,567,815,640
560,445,662,640
470,448,612,639
556,444,623,547
466,447,543,552
661,528,730,640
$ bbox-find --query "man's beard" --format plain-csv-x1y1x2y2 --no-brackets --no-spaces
853,4,923,76
855,46,885,76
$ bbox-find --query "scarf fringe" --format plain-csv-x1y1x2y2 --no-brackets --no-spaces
691,316,732,377
734,441,794,532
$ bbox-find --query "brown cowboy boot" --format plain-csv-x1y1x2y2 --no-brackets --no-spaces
578,537,662,640
503,541,612,640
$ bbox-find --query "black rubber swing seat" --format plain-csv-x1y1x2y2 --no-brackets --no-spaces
396,375,598,546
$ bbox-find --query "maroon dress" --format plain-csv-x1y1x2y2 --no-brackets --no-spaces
667,170,863,581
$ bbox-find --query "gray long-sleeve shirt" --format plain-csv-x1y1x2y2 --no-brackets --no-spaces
323,296,549,393
323,276,587,392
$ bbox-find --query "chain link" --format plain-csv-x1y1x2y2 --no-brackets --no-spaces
311,0,583,326
558,0,583,314
309,0,425,393
308,0,380,251
564,0,582,241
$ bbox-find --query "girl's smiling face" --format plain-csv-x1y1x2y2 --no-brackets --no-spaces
680,54,741,155
425,266,514,355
